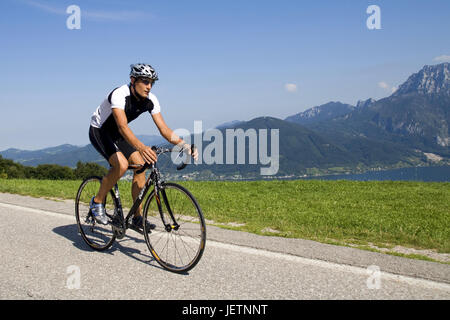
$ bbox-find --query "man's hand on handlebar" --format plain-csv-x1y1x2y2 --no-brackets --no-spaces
139,145,157,164
182,143,198,162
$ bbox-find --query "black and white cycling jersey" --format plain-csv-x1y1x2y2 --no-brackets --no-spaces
90,84,161,131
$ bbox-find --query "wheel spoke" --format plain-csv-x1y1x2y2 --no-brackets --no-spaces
75,177,117,251
143,183,206,272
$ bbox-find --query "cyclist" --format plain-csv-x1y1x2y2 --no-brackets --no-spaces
88,63,198,232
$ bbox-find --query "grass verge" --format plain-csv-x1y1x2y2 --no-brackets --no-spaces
0,178,448,259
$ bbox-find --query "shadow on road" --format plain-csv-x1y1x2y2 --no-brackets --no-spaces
52,224,180,274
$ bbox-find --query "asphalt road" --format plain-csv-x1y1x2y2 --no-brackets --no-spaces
0,193,449,300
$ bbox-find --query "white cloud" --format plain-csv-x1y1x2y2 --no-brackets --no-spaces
378,81,389,90
433,55,450,63
84,10,152,21
21,0,153,21
284,83,298,93
23,0,64,14
378,81,397,94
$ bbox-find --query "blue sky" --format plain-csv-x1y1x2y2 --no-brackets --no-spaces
0,0,449,150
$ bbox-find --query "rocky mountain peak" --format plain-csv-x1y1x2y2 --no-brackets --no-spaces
356,98,376,109
393,62,450,96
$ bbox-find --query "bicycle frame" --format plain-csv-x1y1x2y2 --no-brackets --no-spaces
111,161,180,235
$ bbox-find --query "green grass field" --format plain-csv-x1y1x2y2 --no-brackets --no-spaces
0,178,449,258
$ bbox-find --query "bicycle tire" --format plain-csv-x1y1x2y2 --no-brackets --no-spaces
75,176,117,251
143,182,206,273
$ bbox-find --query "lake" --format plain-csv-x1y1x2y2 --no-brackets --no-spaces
304,166,450,182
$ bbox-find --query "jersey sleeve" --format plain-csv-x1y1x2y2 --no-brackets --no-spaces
148,93,161,114
109,86,127,110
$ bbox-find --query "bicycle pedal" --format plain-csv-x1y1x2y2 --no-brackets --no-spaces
85,210,93,224
129,224,144,235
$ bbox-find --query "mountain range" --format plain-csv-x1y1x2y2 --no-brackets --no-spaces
0,135,165,168
1,63,449,179
290,63,449,156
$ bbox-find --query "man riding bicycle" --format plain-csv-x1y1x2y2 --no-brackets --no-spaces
89,63,198,232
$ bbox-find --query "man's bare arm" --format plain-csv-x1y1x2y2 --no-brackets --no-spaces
152,112,198,160
112,108,157,163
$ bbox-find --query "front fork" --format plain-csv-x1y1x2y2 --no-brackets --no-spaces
153,173,179,232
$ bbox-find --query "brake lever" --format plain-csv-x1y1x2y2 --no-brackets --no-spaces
176,144,196,171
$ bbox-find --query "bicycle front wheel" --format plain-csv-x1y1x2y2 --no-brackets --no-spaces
143,182,206,273
75,176,116,251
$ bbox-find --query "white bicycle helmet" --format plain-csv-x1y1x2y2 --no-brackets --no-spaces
130,63,159,81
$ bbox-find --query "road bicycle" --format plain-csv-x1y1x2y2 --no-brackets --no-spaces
75,145,206,273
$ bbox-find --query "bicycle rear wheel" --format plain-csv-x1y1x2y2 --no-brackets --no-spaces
75,176,116,251
143,182,206,273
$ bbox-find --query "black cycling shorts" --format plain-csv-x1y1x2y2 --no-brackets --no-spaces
89,126,137,161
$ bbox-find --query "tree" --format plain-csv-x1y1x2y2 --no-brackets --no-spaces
74,161,108,180
34,164,75,180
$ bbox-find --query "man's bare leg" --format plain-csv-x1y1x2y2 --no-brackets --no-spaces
94,152,128,204
128,151,146,217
